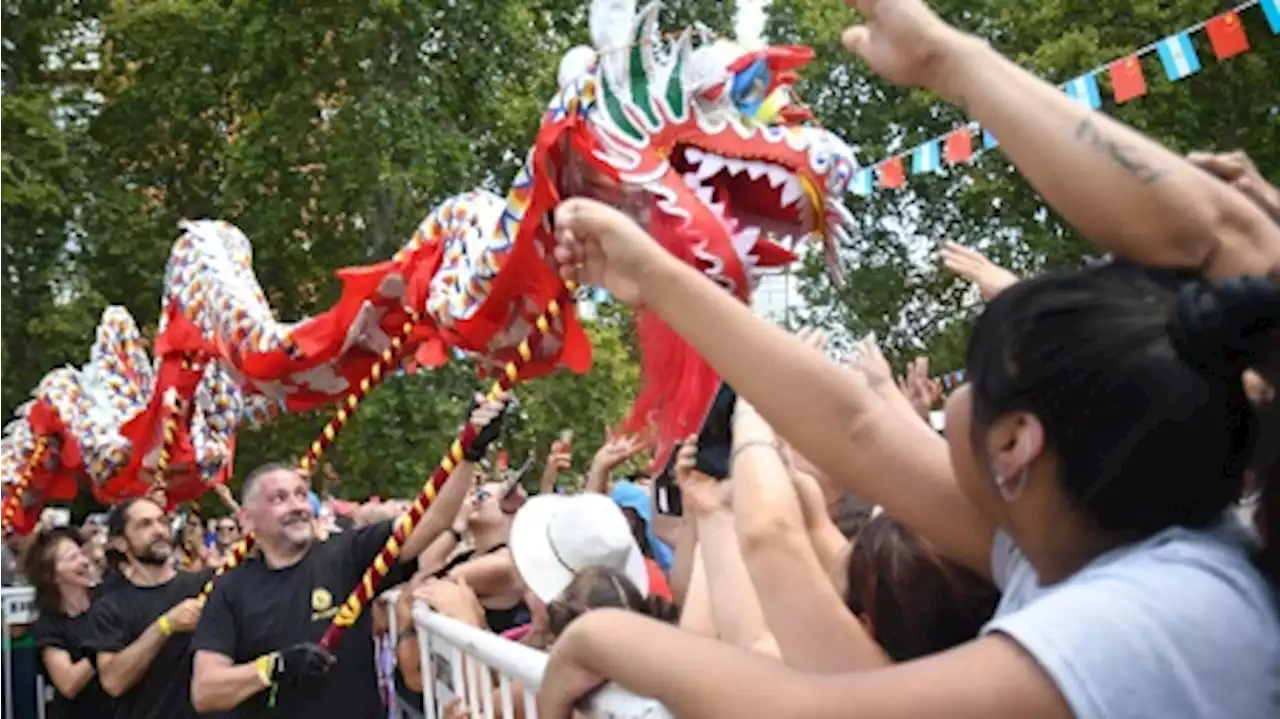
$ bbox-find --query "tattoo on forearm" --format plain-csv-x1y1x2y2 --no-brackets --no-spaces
1074,118,1168,185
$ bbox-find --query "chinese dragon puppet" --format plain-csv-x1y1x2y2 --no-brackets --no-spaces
2,0,857,532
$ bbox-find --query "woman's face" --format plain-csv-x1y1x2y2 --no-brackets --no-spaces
468,483,507,527
183,515,204,544
944,385,999,518
52,538,95,589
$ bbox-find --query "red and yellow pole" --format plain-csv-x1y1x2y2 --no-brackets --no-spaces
1,435,52,533
319,284,576,650
197,312,420,603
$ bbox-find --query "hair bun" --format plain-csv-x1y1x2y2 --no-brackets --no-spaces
1170,276,1280,377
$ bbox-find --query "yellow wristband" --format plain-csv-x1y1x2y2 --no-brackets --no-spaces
254,653,276,688
156,615,173,636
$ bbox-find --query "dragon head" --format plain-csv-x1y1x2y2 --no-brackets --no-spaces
492,0,858,450
540,0,856,297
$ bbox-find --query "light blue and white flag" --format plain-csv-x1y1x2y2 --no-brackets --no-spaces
1062,74,1102,109
911,140,941,174
1155,33,1201,81
849,168,874,196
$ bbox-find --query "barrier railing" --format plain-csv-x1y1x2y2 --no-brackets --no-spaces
385,592,671,719
2,586,48,719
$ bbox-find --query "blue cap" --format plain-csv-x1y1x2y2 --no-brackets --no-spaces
610,480,674,573
307,491,321,517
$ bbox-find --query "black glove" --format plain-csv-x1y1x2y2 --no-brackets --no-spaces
463,393,513,462
271,642,336,687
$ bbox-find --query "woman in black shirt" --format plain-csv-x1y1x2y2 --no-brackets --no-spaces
21,527,115,719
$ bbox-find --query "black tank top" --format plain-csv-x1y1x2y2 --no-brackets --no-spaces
432,543,532,634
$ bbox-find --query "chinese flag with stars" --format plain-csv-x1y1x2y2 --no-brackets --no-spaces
878,156,906,189
944,128,974,164
1205,11,1250,60
1108,55,1147,103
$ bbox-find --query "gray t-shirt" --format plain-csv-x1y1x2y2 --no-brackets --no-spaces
984,519,1280,718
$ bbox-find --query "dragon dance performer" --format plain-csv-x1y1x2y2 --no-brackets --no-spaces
189,396,510,717
80,497,212,719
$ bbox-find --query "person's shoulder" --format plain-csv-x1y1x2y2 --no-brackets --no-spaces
988,523,1280,717
30,609,62,638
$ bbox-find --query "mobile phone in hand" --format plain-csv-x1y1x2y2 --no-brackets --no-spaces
653,448,684,517
551,429,574,455
693,383,737,481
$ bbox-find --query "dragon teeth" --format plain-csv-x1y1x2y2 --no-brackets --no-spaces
731,226,761,254
694,155,723,181
745,162,766,180
780,178,804,208
684,147,705,163
764,167,789,188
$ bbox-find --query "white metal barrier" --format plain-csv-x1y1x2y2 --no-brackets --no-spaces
382,591,671,719
2,586,48,719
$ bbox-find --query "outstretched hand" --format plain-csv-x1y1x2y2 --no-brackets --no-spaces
840,0,968,93
940,242,1019,300
551,198,667,305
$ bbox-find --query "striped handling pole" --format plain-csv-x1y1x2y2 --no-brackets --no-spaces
319,284,576,650
196,312,422,603
1,435,51,532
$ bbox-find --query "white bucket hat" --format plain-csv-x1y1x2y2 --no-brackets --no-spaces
509,493,649,603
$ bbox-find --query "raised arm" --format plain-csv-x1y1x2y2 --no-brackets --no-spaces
674,440,774,653
841,0,1280,279
732,401,886,671
550,199,997,575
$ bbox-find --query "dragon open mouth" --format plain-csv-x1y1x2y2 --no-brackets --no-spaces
671,144,821,265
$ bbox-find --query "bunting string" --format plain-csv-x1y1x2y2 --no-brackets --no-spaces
848,0,1278,196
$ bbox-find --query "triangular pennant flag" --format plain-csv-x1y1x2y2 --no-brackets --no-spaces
878,157,906,189
1204,11,1250,59
1155,33,1201,80
982,129,999,149
943,128,974,164
1107,55,1147,104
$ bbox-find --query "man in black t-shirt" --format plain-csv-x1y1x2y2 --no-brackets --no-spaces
81,497,213,719
190,395,509,717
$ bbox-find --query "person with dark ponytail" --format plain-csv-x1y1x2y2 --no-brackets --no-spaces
22,527,115,718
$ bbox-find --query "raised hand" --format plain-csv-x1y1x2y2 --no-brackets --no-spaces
940,242,1019,300
590,430,647,476
846,333,895,391
674,438,728,517
898,356,943,418
551,198,668,304
839,0,968,92
465,392,512,461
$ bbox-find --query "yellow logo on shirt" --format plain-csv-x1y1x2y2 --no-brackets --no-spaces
311,588,337,620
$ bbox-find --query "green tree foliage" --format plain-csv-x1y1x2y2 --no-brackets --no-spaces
2,0,109,417
768,0,1278,374
4,0,733,510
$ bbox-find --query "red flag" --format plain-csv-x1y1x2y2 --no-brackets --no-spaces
1205,11,1250,60
1107,55,1147,104
943,129,973,164
878,157,905,189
